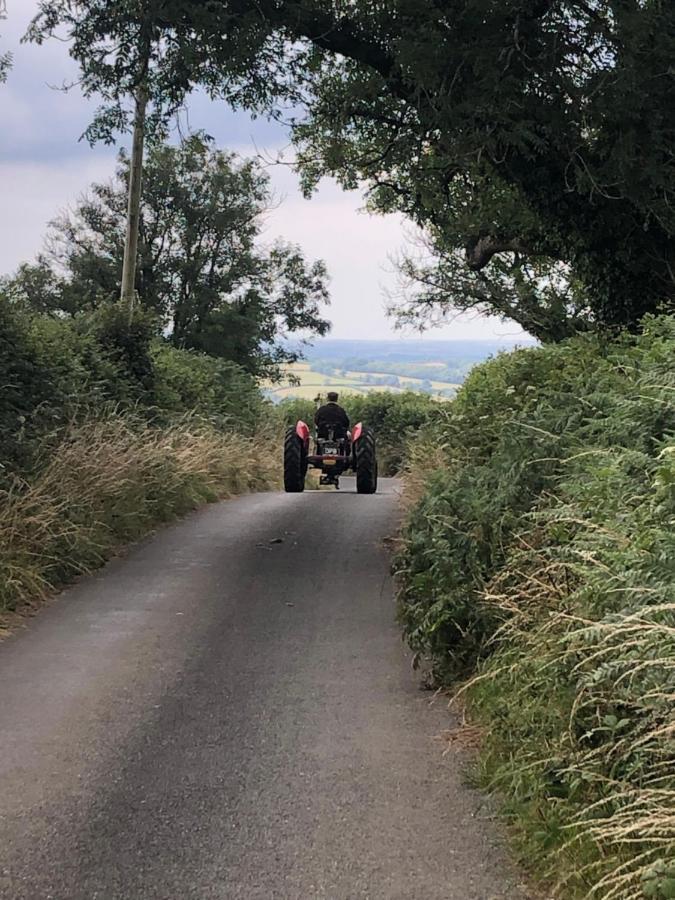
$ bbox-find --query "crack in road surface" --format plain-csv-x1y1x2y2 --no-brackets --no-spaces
0,479,528,899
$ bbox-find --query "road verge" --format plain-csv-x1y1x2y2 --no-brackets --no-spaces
395,315,675,898
0,416,278,629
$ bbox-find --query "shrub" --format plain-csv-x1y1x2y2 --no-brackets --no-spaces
469,440,675,897
397,315,675,896
0,293,267,481
152,343,265,432
82,303,158,401
0,296,124,478
276,397,317,430
0,294,278,621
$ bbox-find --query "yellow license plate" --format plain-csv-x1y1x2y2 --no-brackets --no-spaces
323,459,337,466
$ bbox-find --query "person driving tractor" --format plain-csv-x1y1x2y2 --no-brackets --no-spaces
314,392,350,436
284,392,377,494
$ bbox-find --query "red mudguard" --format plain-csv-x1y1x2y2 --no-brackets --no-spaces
351,422,364,443
296,420,311,447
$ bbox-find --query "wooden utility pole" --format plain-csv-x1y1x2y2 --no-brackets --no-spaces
120,81,149,319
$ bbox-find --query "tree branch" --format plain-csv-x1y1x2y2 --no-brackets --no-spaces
465,235,530,270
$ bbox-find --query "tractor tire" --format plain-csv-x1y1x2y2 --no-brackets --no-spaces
355,428,378,494
284,427,306,493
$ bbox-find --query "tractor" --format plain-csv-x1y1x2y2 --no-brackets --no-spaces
283,421,378,493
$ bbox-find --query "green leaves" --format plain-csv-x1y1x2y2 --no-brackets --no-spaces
397,315,675,894
28,1,675,332
644,860,675,900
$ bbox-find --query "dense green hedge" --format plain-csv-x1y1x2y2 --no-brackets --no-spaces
0,295,264,482
397,315,675,897
0,294,274,617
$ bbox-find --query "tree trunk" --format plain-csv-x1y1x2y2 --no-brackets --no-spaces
120,83,149,319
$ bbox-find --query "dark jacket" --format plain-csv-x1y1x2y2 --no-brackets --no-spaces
314,402,350,434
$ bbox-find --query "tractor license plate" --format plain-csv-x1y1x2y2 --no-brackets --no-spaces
323,459,337,466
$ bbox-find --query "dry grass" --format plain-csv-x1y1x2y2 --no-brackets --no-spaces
399,432,452,510
471,524,675,899
561,603,675,899
0,415,279,619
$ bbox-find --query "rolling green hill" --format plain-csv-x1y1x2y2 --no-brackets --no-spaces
263,338,533,401
264,362,460,401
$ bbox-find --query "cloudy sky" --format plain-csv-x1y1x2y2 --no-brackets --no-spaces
1,1,525,343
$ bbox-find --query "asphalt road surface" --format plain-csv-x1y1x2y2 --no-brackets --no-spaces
0,479,528,899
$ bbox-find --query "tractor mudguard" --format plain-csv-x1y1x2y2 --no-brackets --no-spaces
296,420,311,448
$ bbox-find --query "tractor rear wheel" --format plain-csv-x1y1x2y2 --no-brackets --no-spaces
284,428,306,493
355,428,378,494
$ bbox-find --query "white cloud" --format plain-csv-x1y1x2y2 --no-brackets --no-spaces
242,155,524,342
260,184,407,340
1,0,102,161
0,155,116,273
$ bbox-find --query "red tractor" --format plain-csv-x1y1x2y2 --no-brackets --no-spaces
284,421,378,493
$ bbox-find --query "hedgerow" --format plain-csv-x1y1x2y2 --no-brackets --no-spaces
397,315,675,897
0,295,265,484
0,294,274,619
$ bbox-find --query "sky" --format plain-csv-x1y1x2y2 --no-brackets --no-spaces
0,1,527,344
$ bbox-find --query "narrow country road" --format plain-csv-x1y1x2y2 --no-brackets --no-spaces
0,480,527,899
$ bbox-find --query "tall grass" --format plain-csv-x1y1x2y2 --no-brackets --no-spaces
468,443,675,897
0,416,278,617
397,315,675,897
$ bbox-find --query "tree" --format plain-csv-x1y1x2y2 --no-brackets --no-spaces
0,0,11,85
2,259,73,317
30,1,675,338
8,135,330,380
393,235,593,343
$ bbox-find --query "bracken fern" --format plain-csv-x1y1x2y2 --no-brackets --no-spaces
398,315,675,897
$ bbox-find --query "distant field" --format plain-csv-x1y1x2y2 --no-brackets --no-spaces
264,361,460,401
263,336,532,403
350,371,461,392
265,364,386,400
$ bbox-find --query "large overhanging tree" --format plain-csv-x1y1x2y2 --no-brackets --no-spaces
30,1,675,340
